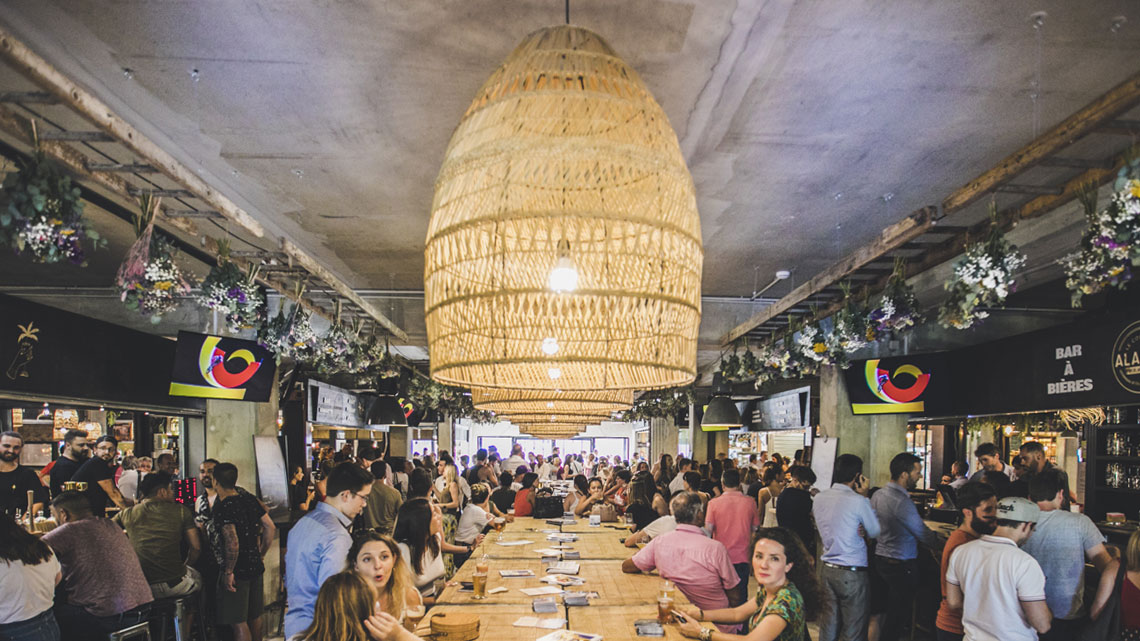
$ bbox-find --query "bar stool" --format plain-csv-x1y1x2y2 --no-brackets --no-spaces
107,621,152,641
151,594,204,641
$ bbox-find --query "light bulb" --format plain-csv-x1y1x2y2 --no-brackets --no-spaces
547,402,555,408
548,367,562,380
548,257,578,292
548,239,578,292
542,337,560,355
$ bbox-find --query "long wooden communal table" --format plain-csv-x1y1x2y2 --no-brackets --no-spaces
431,517,696,640
437,559,689,607
569,605,688,641
483,530,634,560
501,517,634,536
414,604,555,641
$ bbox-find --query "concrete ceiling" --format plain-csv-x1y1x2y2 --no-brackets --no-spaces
1,1,1139,357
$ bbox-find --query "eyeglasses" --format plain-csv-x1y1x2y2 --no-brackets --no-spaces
354,491,370,502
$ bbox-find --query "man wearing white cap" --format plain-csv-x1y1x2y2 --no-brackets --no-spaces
945,497,1053,641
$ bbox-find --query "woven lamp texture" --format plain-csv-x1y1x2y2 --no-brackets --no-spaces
502,412,607,425
425,24,703,392
518,426,586,438
472,387,632,415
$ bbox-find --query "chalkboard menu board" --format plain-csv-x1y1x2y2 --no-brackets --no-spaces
752,386,810,431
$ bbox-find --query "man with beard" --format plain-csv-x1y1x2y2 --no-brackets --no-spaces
0,431,48,519
49,429,89,497
71,435,131,514
935,482,998,641
192,459,222,633
872,452,943,641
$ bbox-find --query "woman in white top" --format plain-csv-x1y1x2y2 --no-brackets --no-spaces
0,514,62,640
564,474,590,515
116,456,151,502
348,532,422,632
455,484,493,547
757,464,784,528
393,499,473,605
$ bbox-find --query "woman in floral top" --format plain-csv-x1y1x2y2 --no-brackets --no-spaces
675,527,822,641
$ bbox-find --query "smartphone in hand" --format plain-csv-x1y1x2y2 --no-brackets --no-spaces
672,610,688,623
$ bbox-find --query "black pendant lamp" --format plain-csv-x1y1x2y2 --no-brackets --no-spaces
365,377,407,427
701,372,741,431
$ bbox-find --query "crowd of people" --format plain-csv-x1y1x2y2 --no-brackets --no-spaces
3,428,1140,641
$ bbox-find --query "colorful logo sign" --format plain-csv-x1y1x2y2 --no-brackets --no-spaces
852,358,930,414
1111,320,1140,394
169,332,275,401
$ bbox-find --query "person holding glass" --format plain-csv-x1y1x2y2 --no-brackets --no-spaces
673,527,821,641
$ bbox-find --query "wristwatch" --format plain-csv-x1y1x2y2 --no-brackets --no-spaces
699,627,713,641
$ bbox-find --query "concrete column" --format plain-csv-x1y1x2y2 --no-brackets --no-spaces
204,373,281,623
712,431,730,459
389,426,411,459
819,364,909,487
648,417,677,464
437,416,454,455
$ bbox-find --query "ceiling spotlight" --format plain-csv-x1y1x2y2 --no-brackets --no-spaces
541,337,560,355
775,270,791,280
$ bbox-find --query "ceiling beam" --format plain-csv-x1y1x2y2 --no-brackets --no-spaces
0,90,56,103
39,130,113,142
942,67,1140,213
0,26,264,237
808,148,1132,325
0,104,201,238
0,25,409,340
87,162,156,173
721,206,936,345
281,239,409,342
726,67,1140,346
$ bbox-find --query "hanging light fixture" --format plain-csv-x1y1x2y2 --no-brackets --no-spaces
501,412,608,425
471,388,633,416
701,372,741,431
363,377,407,427
424,25,703,392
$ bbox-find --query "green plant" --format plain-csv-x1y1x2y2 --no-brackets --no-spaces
0,135,101,264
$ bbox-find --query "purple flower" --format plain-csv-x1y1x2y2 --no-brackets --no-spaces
226,286,247,303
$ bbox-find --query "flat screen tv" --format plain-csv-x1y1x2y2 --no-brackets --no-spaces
169,331,276,402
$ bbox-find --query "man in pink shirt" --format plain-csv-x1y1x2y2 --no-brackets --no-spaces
622,492,740,632
705,468,760,604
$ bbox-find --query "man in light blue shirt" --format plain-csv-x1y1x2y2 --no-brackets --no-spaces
812,453,880,641
871,452,942,641
284,462,373,639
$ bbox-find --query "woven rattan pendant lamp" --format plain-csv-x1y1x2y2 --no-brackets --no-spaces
518,424,587,438
501,412,609,426
425,24,703,392
471,388,633,416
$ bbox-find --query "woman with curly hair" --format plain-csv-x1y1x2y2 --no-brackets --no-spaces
299,570,420,641
675,527,822,641
347,532,422,630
